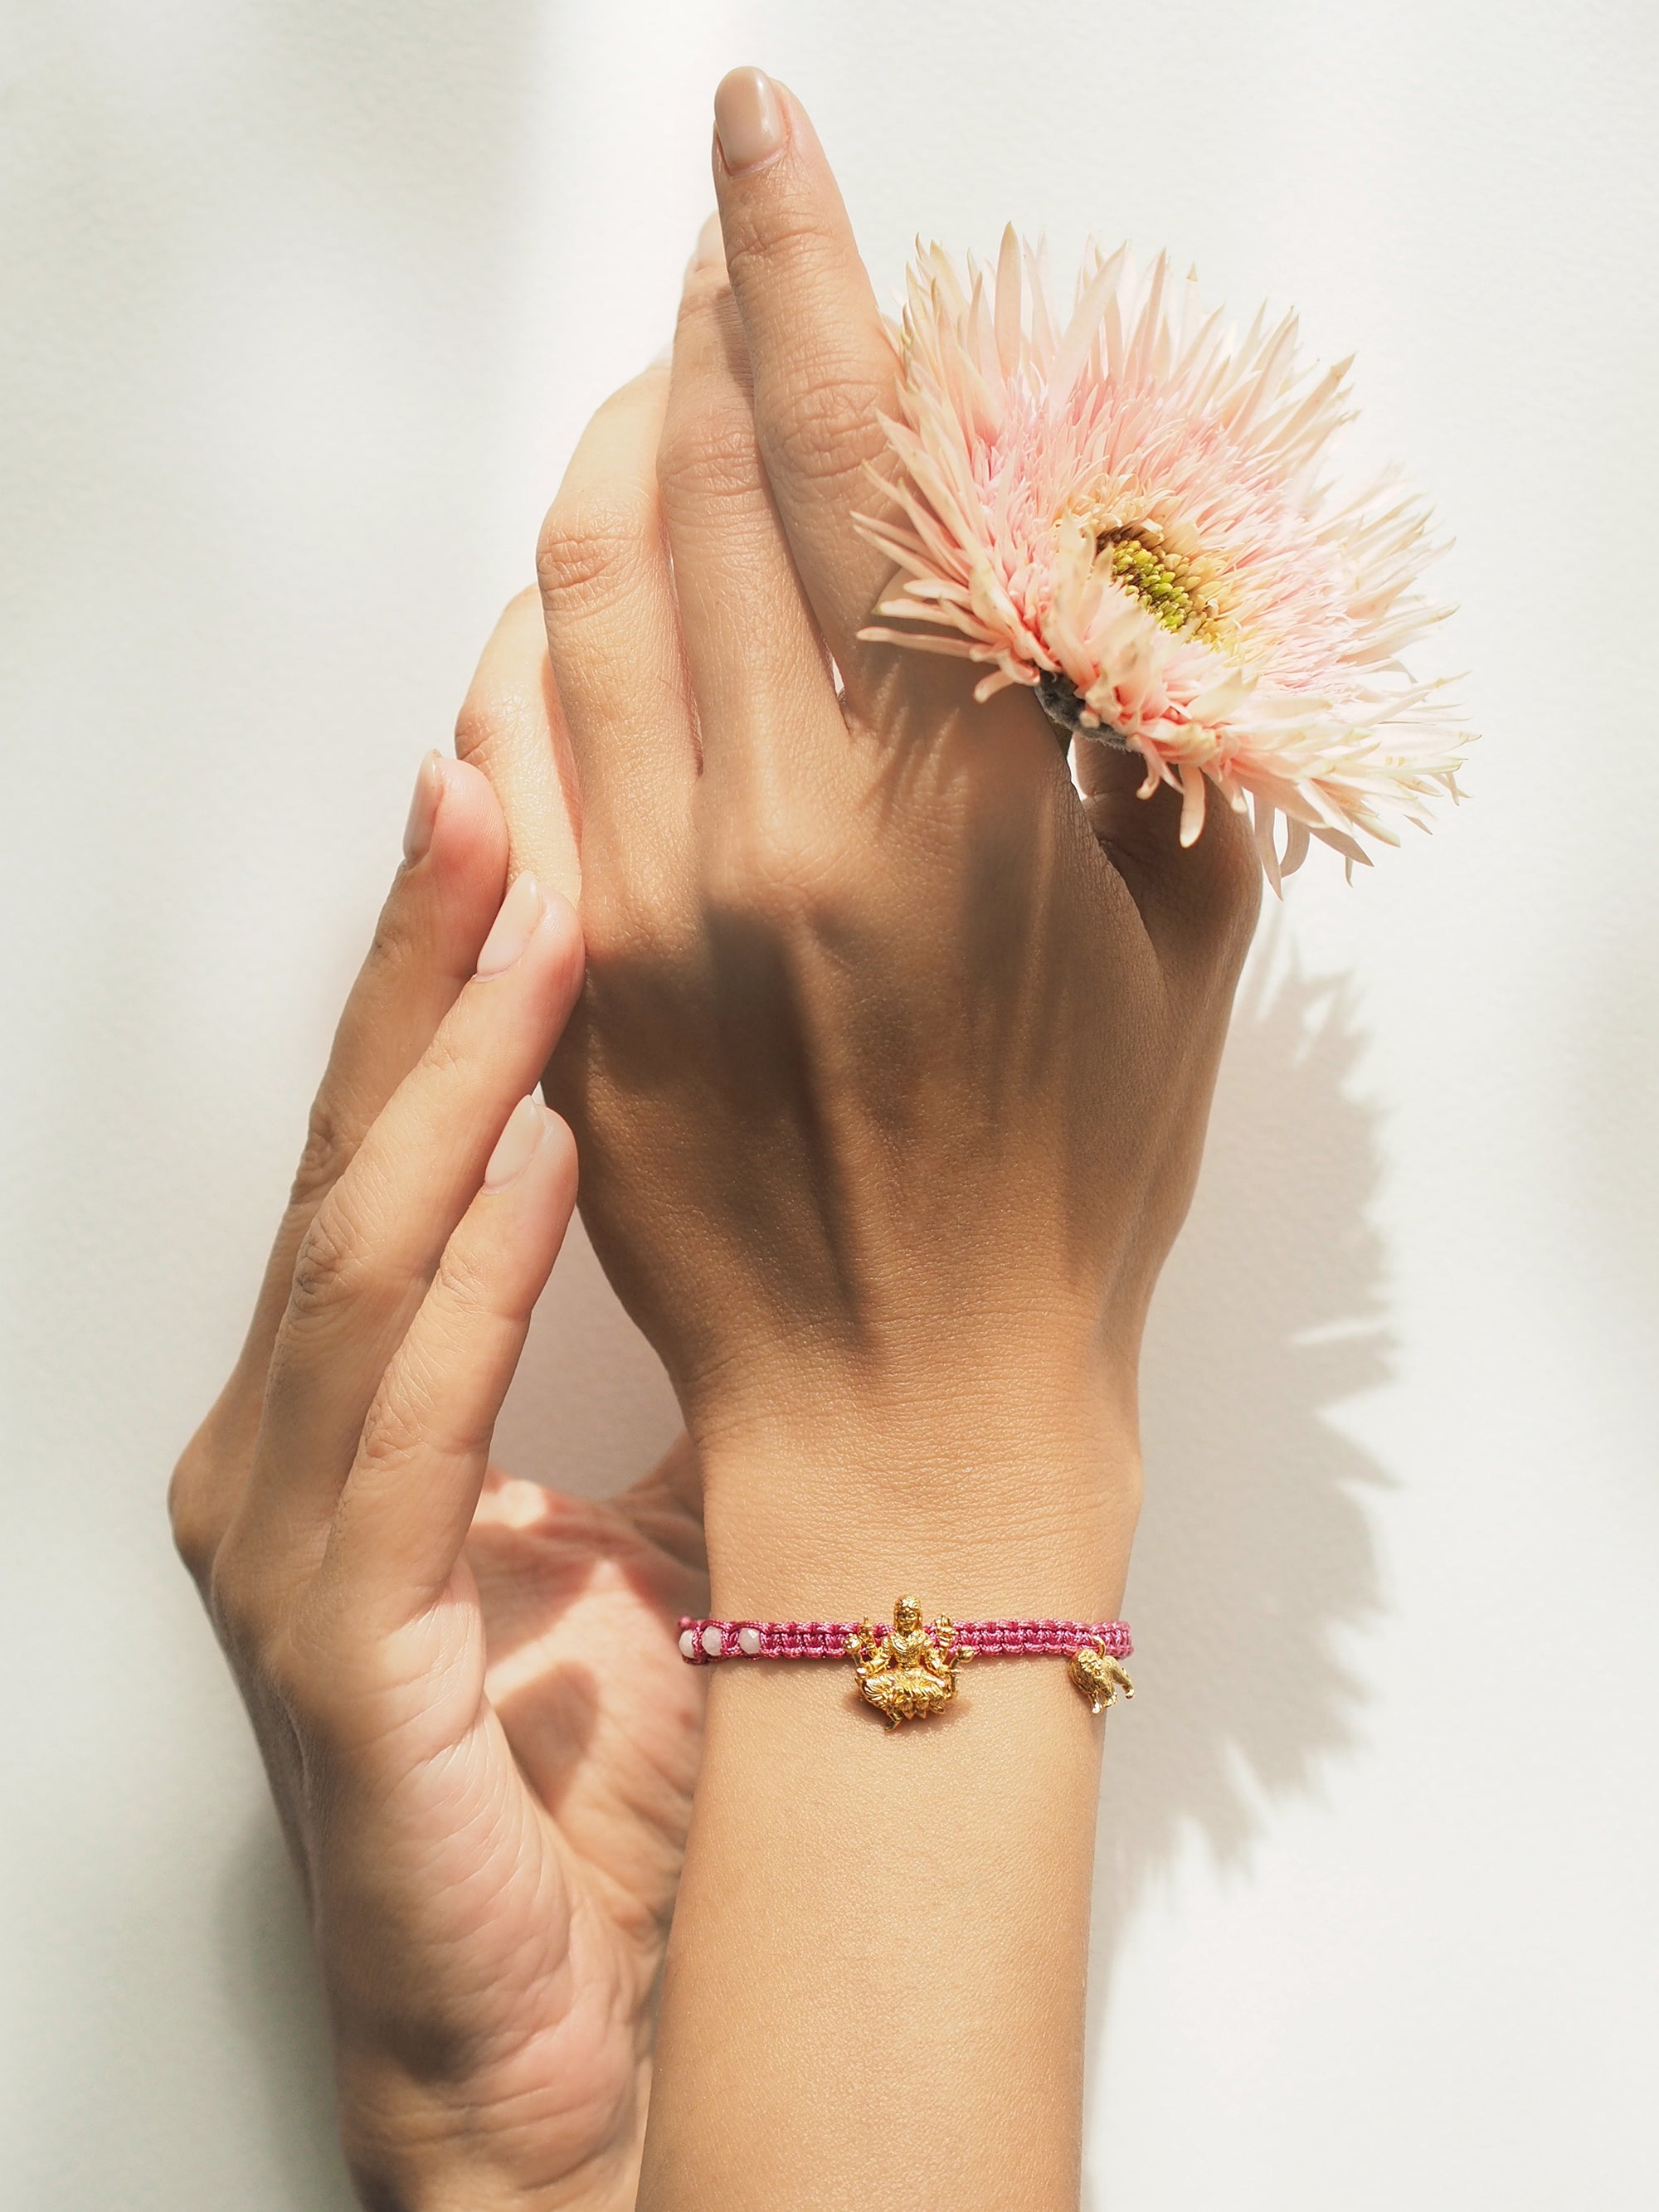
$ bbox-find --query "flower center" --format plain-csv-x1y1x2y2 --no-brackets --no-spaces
1092,520,1228,647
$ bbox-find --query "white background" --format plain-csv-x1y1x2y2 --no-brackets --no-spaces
4,2,1656,2205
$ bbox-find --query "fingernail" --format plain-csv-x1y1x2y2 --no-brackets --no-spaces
476,872,542,976
713,67,784,173
402,751,444,863
484,1094,546,1190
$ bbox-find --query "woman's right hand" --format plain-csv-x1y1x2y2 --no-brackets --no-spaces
451,85,1260,2209
474,75,1260,1612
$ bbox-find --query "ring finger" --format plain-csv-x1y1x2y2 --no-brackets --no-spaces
536,362,694,882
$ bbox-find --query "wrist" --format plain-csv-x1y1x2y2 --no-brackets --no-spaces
342,2138,638,2212
691,1345,1142,1620
336,2068,643,2212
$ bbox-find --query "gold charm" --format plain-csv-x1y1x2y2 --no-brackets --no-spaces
845,1596,971,1727
1068,1640,1134,1715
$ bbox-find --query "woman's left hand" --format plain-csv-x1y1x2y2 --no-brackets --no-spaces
169,623,706,2212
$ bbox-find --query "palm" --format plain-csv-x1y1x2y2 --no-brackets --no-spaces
469,1437,708,1936
331,1439,707,2204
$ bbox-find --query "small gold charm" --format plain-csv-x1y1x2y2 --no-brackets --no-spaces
845,1596,971,1728
1068,1641,1135,1715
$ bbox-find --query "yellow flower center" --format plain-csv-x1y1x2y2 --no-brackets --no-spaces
1092,520,1229,649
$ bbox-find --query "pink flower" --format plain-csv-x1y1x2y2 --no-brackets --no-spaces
857,232,1472,882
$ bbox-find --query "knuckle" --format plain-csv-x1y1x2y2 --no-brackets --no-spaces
167,1429,226,1587
657,412,766,514
451,696,503,774
722,213,835,304
428,1236,494,1321
415,1014,469,1094
285,1194,363,1330
289,1091,356,1212
454,694,533,774
356,1395,427,1490
210,1538,356,1730
676,260,733,327
580,873,694,974
536,489,654,616
761,365,890,490
705,817,846,933
454,588,546,764
359,1349,479,1487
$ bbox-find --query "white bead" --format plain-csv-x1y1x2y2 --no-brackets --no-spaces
679,1629,698,1660
702,1624,724,1658
738,1626,762,1655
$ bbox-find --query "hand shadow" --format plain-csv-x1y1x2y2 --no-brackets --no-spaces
1083,931,1390,2193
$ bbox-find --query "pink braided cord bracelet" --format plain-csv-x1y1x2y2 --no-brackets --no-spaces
678,1616,1133,1664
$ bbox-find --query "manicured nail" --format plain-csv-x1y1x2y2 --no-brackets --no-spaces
484,1094,545,1190
713,67,784,173
402,751,444,863
476,872,542,976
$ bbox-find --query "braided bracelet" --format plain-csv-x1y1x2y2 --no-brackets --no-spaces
678,1594,1134,1727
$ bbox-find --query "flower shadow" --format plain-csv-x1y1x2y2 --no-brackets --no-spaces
1082,936,1391,2178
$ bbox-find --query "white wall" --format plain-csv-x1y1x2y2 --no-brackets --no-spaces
4,2,1655,2205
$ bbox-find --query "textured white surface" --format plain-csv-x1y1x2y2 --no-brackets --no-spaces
3,2,1656,2205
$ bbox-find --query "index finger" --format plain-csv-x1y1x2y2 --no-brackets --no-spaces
711,69,899,698
170,753,509,1580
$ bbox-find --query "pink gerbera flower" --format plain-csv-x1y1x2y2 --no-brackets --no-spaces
857,231,1472,880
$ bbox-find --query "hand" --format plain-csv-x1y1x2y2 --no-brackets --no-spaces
169,673,707,2212
470,73,1260,1611
445,75,1264,2209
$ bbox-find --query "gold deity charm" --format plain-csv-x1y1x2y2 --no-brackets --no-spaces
845,1597,971,1727
1068,1640,1135,1715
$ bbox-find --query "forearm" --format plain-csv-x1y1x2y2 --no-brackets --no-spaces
638,1377,1139,2210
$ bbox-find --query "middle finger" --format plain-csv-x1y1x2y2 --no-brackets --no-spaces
710,70,902,706
658,234,837,794
206,750,509,1483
